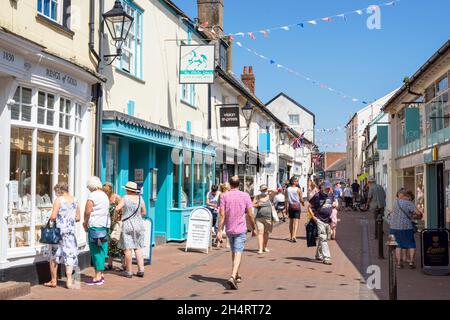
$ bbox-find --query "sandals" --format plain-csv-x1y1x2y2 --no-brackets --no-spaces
396,262,404,269
227,277,238,290
43,281,57,288
236,275,242,283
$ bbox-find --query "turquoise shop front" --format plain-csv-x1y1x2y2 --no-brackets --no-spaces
101,111,215,244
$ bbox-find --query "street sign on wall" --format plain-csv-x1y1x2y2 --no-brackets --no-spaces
179,45,215,84
219,107,240,127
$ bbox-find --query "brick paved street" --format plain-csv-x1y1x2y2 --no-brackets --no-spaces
19,209,450,300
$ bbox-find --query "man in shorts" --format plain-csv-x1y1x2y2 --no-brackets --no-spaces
217,176,257,290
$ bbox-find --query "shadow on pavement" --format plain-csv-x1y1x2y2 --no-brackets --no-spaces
189,274,229,289
285,256,326,264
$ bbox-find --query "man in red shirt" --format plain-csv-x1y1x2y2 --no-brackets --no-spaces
217,176,257,290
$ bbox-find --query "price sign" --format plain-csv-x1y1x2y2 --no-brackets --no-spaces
185,208,212,254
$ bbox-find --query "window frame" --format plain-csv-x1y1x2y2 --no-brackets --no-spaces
37,0,62,24
288,114,300,125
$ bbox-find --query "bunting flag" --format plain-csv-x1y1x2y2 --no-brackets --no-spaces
235,42,370,104
222,1,400,41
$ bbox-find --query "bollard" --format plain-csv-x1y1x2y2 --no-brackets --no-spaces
386,234,398,300
377,214,384,259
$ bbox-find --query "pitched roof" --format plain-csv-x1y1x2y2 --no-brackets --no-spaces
326,158,346,172
266,92,316,125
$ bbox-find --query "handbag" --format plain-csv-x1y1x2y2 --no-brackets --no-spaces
271,204,280,223
110,196,141,242
290,202,301,210
89,204,111,246
397,200,419,233
40,220,62,245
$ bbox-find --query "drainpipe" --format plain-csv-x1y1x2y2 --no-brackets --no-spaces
94,0,105,176
89,0,100,64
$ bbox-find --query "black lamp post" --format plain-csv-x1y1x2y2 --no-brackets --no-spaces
102,0,134,64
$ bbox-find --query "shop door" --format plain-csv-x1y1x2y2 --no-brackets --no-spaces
154,146,170,241
427,164,446,229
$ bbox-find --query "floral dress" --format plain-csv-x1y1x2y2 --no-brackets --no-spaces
108,196,123,258
119,196,146,250
48,198,78,267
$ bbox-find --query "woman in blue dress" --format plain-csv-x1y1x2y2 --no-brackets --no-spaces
44,182,80,289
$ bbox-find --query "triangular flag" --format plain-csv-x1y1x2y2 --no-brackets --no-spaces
199,21,209,28
297,23,304,28
270,60,276,64
355,10,363,15
276,64,284,68
337,14,347,21
385,1,396,6
259,29,269,38
248,32,256,40
308,20,317,25
236,42,242,47
281,26,290,31
235,32,245,37
229,35,234,42
322,17,332,22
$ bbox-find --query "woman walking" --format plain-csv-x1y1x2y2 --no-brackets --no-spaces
253,185,275,254
83,176,110,286
44,183,80,289
388,189,424,269
273,188,286,222
286,176,305,242
103,183,123,271
115,182,147,278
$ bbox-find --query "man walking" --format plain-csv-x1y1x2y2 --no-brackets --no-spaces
308,181,337,265
217,176,257,290
351,179,360,204
365,177,386,239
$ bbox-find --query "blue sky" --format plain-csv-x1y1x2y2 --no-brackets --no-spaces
174,0,450,151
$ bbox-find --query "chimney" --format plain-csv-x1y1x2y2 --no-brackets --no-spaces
197,0,224,33
241,66,255,94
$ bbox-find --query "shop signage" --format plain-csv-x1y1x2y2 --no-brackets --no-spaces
377,125,389,150
424,147,438,164
185,208,212,254
45,68,78,88
35,65,87,95
405,108,420,142
421,229,450,275
134,168,144,183
219,107,240,128
0,47,25,72
179,45,215,84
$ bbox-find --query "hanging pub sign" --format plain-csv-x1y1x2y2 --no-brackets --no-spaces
219,107,240,127
179,45,215,84
377,125,389,150
405,108,420,142
421,229,450,276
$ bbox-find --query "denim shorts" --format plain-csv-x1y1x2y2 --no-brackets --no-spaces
228,232,247,253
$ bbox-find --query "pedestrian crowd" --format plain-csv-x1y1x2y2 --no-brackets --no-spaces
43,176,148,289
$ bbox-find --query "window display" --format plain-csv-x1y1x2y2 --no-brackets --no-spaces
182,150,192,208
59,135,70,185
193,152,203,206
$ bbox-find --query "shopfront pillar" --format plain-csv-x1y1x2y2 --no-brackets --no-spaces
118,138,130,195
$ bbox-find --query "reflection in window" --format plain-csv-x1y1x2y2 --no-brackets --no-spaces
38,91,55,126
59,98,72,130
59,135,70,185
182,150,192,208
37,131,54,207
11,86,32,122
193,152,203,206
172,148,181,208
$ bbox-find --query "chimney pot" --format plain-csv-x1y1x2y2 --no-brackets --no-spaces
249,66,253,74
243,66,248,74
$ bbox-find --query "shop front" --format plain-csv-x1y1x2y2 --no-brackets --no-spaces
0,33,100,282
102,111,215,244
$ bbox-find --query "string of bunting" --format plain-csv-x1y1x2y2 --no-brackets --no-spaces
235,41,369,104
227,1,400,41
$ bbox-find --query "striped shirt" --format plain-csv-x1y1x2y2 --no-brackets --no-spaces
219,189,253,235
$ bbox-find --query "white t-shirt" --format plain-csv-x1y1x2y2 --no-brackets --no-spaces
87,190,110,228
274,193,285,205
343,187,353,198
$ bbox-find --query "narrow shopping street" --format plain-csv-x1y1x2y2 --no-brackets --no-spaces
18,209,450,301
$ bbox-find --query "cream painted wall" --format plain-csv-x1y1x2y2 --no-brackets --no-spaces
103,0,209,138
0,0,97,71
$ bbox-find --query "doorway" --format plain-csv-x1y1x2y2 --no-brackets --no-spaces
427,163,445,228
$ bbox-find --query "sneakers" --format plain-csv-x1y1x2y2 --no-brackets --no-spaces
85,278,104,286
136,271,145,278
227,277,238,290
121,271,133,278
323,260,333,265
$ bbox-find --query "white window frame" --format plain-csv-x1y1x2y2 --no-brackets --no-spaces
37,0,63,24
11,86,33,123
289,114,300,125
37,91,56,127
59,97,72,130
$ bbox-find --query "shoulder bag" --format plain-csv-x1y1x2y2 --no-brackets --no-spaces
271,202,280,223
40,219,62,245
89,201,111,246
110,196,141,242
397,200,419,233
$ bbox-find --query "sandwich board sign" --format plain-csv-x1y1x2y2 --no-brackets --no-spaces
132,217,154,265
185,208,213,254
421,229,450,276
179,45,215,84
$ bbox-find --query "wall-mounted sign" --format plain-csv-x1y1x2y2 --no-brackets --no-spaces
0,47,25,72
185,208,212,254
134,169,144,183
421,229,450,275
179,45,215,84
219,107,240,128
405,108,421,142
424,146,439,164
377,126,389,150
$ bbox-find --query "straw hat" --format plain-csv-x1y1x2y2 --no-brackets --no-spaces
123,181,140,193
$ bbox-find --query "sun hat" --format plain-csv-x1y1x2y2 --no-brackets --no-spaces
259,184,268,191
122,181,140,193
324,181,332,189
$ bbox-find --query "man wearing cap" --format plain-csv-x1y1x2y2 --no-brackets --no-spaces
366,177,386,239
308,181,338,265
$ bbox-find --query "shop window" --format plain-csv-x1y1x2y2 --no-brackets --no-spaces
9,128,33,248
59,98,72,130
205,155,213,194
172,148,182,208
11,86,32,122
182,150,192,208
58,135,70,185
193,152,203,206
105,138,118,191
119,1,143,79
75,103,83,133
37,91,55,126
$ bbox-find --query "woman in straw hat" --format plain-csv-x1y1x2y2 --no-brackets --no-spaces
114,181,147,278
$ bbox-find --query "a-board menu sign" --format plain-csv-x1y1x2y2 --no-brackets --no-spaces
185,208,212,254
421,229,450,276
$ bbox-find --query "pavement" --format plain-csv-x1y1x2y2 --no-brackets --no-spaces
17,208,450,300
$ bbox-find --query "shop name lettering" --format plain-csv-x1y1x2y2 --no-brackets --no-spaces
427,246,446,255
2,51,15,63
222,112,238,121
46,69,78,87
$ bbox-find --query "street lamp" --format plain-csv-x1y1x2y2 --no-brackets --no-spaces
242,101,254,127
102,0,134,64
279,126,288,145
